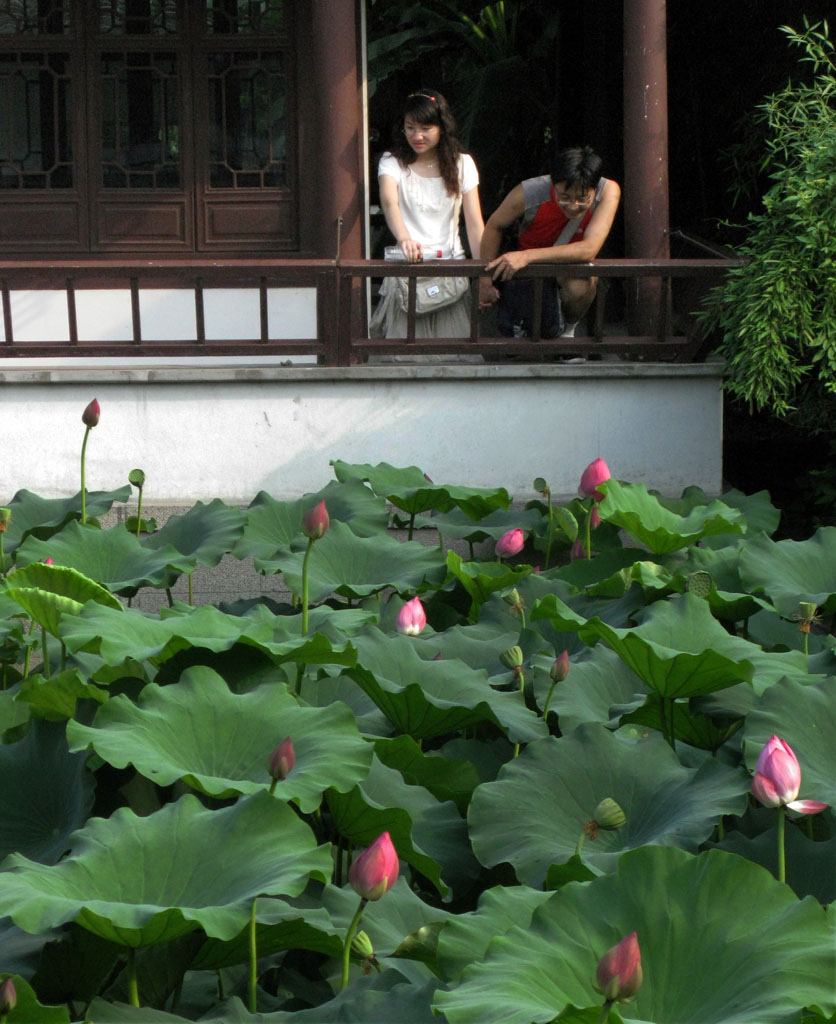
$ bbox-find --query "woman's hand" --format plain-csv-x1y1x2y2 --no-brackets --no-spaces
399,238,423,263
479,277,499,308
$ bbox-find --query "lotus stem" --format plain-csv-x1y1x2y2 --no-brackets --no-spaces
41,626,51,680
126,946,139,1007
542,681,557,723
0,534,5,577
248,898,258,1012
407,511,415,542
544,494,554,569
777,804,786,884
585,504,592,559
598,998,614,1024
340,897,368,990
80,424,92,526
135,486,143,539
187,572,193,606
301,537,314,634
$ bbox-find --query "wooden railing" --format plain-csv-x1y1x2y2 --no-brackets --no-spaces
0,257,742,364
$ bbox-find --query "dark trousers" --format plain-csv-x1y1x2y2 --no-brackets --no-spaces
496,277,564,338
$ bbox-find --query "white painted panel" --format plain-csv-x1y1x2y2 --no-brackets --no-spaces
139,289,197,341
9,290,70,342
75,290,134,341
203,288,260,340
266,287,317,339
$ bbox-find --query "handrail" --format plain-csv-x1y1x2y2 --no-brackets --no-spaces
0,256,743,365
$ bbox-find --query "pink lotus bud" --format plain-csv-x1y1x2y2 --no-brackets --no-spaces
267,737,295,782
82,398,101,428
550,649,570,683
301,499,329,540
44,557,54,565
0,978,16,1014
751,735,828,814
590,506,601,530
570,538,586,561
595,931,642,1003
349,831,399,901
579,457,611,500
495,528,524,558
395,595,426,636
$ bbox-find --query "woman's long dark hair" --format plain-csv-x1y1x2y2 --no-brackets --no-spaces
389,90,463,197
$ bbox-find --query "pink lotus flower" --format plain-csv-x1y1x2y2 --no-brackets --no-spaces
0,978,16,1014
349,831,399,901
496,528,524,558
570,538,586,561
590,506,601,530
550,649,570,683
751,735,828,814
396,596,426,636
595,931,642,1003
267,737,295,782
301,499,329,540
82,398,100,428
579,457,611,500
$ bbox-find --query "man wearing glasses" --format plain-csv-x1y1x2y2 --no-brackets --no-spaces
480,146,621,338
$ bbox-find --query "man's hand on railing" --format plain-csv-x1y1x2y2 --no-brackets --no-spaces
485,249,531,282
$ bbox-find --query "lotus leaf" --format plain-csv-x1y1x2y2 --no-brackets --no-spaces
0,792,332,946
468,724,749,885
67,666,373,810
434,846,836,1024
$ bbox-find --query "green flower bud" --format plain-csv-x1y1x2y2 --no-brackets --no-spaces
351,930,374,960
499,645,524,670
593,798,627,831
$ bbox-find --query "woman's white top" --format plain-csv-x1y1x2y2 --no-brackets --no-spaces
378,152,479,258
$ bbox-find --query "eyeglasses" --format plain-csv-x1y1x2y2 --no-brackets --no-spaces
556,191,595,207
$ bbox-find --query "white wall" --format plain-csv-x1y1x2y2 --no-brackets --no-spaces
0,361,723,503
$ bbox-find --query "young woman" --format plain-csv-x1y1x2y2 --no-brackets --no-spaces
370,90,486,339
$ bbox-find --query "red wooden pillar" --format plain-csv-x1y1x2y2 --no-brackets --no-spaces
623,0,670,334
309,1,364,261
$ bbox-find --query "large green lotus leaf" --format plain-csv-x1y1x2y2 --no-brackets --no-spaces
280,520,446,604
0,487,131,557
661,543,774,622
550,547,654,592
596,478,744,554
468,724,749,886
413,506,543,543
301,672,392,737
141,499,247,567
0,973,70,1023
403,610,519,672
742,676,836,804
739,527,836,616
714,825,836,904
16,667,109,720
534,646,649,733
233,480,390,573
444,550,531,619
374,735,482,815
66,666,372,811
16,519,189,595
434,845,836,1024
331,459,511,518
668,486,781,542
435,884,553,984
0,792,332,947
3,561,123,636
349,628,545,743
0,719,94,864
327,754,478,898
533,591,755,697
59,601,355,670
88,976,441,1023
0,688,31,737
